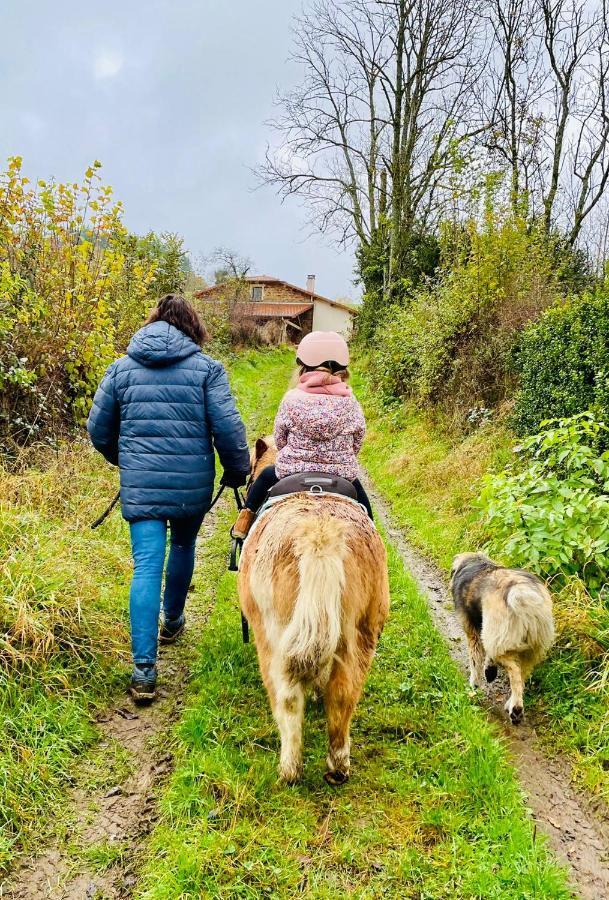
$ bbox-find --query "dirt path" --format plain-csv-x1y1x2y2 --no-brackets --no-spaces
2,516,218,900
367,480,609,900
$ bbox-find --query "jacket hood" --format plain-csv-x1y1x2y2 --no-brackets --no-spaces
127,321,200,367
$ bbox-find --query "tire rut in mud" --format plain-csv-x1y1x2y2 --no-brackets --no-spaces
368,481,609,900
2,516,219,900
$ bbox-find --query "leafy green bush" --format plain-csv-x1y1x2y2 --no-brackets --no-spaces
368,215,559,420
480,413,609,592
513,287,609,435
356,224,440,343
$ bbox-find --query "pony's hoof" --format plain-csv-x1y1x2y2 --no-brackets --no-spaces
510,705,524,725
485,664,498,683
324,769,349,786
279,763,302,785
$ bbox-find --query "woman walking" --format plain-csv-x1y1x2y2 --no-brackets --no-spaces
88,294,249,702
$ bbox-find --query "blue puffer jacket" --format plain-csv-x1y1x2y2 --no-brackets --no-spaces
87,321,249,521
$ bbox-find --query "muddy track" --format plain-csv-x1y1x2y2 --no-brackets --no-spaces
2,515,219,900
367,481,609,900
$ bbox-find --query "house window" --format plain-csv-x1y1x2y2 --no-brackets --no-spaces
251,285,263,301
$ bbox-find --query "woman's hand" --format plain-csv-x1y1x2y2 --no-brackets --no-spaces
221,469,249,488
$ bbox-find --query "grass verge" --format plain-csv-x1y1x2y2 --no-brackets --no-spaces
135,351,569,899
353,361,609,800
0,447,131,871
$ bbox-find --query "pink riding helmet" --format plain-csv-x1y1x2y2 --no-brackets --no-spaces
296,331,350,368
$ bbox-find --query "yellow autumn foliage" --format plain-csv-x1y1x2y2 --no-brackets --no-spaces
0,157,161,455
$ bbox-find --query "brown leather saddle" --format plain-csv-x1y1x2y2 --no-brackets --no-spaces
267,471,357,501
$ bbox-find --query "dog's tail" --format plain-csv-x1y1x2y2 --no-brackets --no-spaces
281,514,347,679
502,580,555,656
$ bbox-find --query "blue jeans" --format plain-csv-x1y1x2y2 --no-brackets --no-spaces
128,515,204,665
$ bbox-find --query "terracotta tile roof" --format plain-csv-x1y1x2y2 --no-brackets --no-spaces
237,302,313,318
243,275,281,283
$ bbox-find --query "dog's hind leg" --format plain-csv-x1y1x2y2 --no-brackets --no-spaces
499,655,525,724
484,655,498,683
464,622,485,688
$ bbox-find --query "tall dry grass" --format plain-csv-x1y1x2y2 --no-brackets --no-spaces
1,443,130,672
0,443,131,869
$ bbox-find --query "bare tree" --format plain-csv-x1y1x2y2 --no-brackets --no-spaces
482,0,609,243
263,0,609,295
381,0,487,285
261,0,487,293
480,0,547,213
550,0,609,244
207,247,253,283
261,0,391,246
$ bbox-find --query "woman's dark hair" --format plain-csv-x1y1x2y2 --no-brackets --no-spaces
147,294,208,345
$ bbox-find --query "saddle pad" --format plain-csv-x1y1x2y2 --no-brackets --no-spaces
238,492,374,569
267,471,358,500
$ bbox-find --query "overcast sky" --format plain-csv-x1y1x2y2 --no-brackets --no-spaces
0,0,357,300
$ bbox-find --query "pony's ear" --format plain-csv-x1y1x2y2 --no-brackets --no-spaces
254,437,269,461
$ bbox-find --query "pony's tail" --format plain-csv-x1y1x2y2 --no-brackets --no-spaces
281,515,347,679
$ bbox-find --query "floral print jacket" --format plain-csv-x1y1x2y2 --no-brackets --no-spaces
274,387,366,481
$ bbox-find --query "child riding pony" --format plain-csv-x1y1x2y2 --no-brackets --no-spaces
233,330,372,538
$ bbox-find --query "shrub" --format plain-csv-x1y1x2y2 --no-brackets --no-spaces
0,157,186,456
356,224,440,343
480,413,609,592
513,287,609,435
368,214,559,421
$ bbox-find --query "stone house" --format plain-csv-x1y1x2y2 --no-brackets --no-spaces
194,275,357,341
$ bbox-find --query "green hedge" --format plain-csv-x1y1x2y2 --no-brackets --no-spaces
513,287,609,434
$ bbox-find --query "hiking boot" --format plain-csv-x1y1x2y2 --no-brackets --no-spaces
232,508,256,540
159,614,185,644
129,664,157,703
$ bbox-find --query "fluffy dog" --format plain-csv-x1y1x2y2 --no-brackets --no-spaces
238,437,389,784
450,552,554,724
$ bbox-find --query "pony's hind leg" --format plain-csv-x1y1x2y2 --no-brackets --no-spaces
269,658,305,783
323,657,361,785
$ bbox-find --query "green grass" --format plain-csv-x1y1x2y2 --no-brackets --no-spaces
0,449,132,871
228,346,295,434
136,349,569,899
77,840,130,874
136,506,568,899
353,360,609,801
351,368,513,570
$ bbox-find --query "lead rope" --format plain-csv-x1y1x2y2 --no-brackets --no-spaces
91,491,121,529
227,486,248,642
90,482,249,643
91,481,245,529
